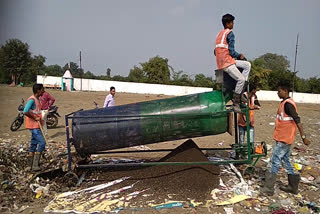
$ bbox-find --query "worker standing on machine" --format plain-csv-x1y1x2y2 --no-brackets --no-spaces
260,82,310,196
214,13,251,113
238,84,261,151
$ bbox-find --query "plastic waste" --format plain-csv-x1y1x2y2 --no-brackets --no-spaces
299,201,320,212
294,163,303,171
29,183,50,198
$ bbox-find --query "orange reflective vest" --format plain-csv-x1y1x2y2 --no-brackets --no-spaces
25,95,43,129
273,98,298,145
215,29,236,70
238,93,255,127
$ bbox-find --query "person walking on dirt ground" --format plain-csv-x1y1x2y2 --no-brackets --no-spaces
103,86,116,108
40,90,55,136
214,13,251,113
238,84,261,151
23,84,46,172
260,82,310,196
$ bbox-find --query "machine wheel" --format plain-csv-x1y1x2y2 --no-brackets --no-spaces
242,166,255,177
64,172,79,187
47,115,58,128
10,117,23,131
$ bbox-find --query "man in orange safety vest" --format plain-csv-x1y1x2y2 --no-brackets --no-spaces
260,83,310,196
215,14,251,113
23,84,46,171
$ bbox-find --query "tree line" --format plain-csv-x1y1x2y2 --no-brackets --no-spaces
0,39,319,93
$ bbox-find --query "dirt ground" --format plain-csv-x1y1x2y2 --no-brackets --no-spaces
0,85,320,213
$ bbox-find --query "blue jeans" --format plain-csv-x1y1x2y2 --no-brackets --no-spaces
270,141,295,175
238,126,255,148
29,129,46,152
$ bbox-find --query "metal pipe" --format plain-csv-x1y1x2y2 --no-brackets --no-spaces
68,111,229,119
77,160,250,169
246,106,251,163
65,115,72,171
58,147,234,156
94,147,234,154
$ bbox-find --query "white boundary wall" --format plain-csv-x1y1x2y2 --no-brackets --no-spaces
37,75,320,104
256,90,320,104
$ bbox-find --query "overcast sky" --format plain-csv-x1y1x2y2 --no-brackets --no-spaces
1,0,319,79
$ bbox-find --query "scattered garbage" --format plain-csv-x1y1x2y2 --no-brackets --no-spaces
224,207,235,214
271,208,295,214
29,183,50,198
294,162,303,171
216,195,251,205
152,201,183,210
1,110,320,213
299,201,320,212
44,177,142,213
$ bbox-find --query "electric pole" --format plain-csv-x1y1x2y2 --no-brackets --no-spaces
80,51,82,91
292,33,299,97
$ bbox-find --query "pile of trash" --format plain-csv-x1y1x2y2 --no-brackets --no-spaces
1,133,320,213
0,136,68,212
42,138,320,213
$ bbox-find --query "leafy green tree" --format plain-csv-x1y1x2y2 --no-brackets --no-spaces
78,68,85,78
96,75,109,80
269,70,293,90
0,48,11,84
178,74,193,86
22,55,46,84
1,39,32,85
106,67,111,78
170,70,193,86
256,53,290,72
194,74,215,88
128,66,146,82
112,75,128,82
83,71,95,79
254,53,292,90
141,56,172,84
249,59,271,89
171,70,183,82
41,64,63,76
307,77,320,93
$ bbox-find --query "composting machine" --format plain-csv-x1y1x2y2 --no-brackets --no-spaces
64,70,267,183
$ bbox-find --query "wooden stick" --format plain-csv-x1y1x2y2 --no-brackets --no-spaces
38,121,49,145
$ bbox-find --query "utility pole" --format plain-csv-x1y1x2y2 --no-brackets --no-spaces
80,51,82,91
292,33,299,97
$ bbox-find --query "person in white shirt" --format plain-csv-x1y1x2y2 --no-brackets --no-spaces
103,86,116,108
